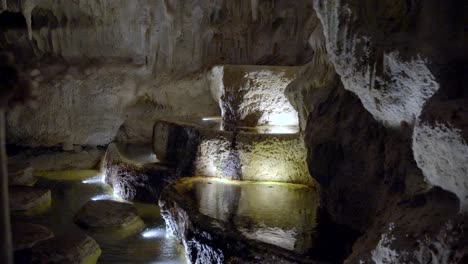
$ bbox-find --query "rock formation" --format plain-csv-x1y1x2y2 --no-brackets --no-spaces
1,0,467,263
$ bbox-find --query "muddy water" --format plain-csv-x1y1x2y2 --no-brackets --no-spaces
13,174,186,264
177,178,319,253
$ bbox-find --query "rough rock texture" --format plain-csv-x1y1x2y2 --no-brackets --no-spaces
302,79,466,263
9,186,51,213
153,120,312,185
208,65,299,129
12,223,53,251
285,15,337,131
15,232,101,264
104,143,176,203
285,1,468,262
1,0,317,146
312,0,468,212
159,179,323,264
412,67,468,212
8,161,34,186
8,145,104,170
74,200,142,229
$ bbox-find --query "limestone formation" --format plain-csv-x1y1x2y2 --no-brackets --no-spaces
208,65,299,129
104,143,176,203
8,146,104,171
153,120,311,185
74,200,143,229
2,0,315,146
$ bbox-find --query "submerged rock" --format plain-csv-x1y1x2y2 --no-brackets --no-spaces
9,186,51,215
16,232,101,264
12,223,54,251
74,200,143,229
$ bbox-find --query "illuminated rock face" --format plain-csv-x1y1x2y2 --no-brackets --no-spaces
104,143,175,203
153,120,312,185
208,65,299,129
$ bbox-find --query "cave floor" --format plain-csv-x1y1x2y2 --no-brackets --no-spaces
12,174,187,264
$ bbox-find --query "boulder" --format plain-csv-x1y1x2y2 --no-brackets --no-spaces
16,232,101,264
12,223,54,251
8,161,35,186
9,186,51,215
74,200,143,229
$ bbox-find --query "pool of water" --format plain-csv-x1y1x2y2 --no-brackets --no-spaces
177,178,319,253
12,174,187,264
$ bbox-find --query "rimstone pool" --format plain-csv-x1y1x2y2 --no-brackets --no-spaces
12,172,186,264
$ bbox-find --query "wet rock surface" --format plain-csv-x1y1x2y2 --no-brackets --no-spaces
12,223,54,251
104,143,176,203
74,200,141,229
9,186,51,213
8,145,104,171
8,160,34,186
153,120,311,185
15,232,101,264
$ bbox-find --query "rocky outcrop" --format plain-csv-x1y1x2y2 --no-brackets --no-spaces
301,77,466,263
312,0,468,212
153,120,311,185
287,1,468,262
208,65,299,129
104,143,176,203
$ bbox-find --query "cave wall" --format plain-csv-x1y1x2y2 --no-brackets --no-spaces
285,0,467,262
1,0,316,147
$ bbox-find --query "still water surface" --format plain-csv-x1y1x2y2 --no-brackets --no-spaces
13,174,187,264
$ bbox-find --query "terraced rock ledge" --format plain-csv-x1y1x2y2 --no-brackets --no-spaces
153,120,311,185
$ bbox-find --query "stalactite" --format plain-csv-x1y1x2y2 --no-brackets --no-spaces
251,0,258,21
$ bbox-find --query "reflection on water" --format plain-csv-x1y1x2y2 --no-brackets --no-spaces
116,144,159,164
12,175,186,264
198,117,299,134
180,178,318,253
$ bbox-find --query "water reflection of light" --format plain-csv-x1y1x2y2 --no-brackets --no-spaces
141,227,166,239
267,112,298,126
82,174,105,184
262,126,298,134
91,194,113,201
202,116,222,121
